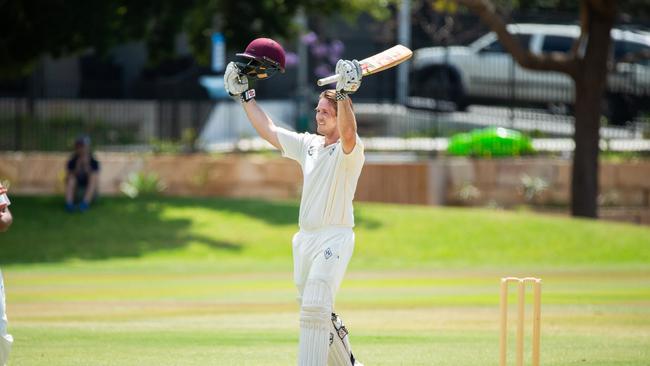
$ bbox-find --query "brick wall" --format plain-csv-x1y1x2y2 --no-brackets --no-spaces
1,153,648,223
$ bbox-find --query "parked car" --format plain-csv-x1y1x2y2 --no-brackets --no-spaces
410,23,650,125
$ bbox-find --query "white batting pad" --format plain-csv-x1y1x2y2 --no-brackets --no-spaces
298,279,332,366
0,334,12,366
0,273,11,366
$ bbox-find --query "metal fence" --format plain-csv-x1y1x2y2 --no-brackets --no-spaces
2,26,650,153
2,6,650,153
0,97,214,152
1,95,649,154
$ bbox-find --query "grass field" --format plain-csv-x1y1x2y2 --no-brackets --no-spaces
2,196,650,365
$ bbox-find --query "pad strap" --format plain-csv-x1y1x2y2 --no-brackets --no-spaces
241,89,256,103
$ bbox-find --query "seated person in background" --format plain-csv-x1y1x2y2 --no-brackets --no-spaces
65,136,100,212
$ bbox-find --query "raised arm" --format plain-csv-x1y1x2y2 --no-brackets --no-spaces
224,62,281,150
334,59,363,154
337,98,357,154
241,99,281,150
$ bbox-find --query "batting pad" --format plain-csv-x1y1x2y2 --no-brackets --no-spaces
0,273,10,366
298,279,332,366
0,334,11,366
328,313,355,366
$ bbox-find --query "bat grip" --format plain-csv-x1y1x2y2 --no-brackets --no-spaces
316,74,341,86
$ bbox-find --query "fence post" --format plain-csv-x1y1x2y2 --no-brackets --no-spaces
171,100,180,141
157,99,164,141
509,54,515,128
14,112,21,151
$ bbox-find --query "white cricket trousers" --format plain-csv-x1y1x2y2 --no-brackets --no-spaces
0,270,12,366
292,227,355,305
292,227,355,366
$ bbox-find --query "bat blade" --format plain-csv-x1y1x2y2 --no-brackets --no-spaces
316,45,412,86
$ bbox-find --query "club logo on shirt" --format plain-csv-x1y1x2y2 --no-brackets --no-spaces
307,145,316,156
324,247,333,260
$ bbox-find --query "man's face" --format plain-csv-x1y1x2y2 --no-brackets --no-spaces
315,98,337,136
75,143,89,156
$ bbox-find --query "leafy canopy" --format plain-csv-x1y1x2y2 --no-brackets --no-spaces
0,0,394,78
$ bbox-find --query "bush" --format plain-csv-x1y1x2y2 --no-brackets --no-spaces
120,172,166,198
447,127,535,157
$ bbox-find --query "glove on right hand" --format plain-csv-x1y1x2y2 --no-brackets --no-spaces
224,62,249,96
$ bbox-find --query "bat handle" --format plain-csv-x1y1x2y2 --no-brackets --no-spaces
316,74,341,87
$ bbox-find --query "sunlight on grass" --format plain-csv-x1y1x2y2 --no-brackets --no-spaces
1,196,649,365
2,196,649,269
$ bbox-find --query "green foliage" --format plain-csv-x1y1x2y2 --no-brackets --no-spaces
120,172,166,198
457,182,481,203
337,0,397,21
453,0,649,18
0,0,389,78
520,174,549,202
600,150,650,161
149,139,186,154
447,127,535,157
148,128,197,153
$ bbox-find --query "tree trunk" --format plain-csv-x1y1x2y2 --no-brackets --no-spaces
455,0,617,218
570,9,614,218
571,81,601,218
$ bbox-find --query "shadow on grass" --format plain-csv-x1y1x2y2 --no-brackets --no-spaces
1,196,242,264
165,196,383,230
0,195,381,264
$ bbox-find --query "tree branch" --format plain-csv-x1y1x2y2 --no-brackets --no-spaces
456,0,579,77
586,0,615,19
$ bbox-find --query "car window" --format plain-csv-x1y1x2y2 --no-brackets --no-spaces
541,35,575,53
480,39,504,53
615,40,650,65
479,34,532,54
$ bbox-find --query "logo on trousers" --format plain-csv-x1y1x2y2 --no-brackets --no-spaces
324,248,333,259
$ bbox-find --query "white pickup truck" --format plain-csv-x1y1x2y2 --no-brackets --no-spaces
410,23,650,125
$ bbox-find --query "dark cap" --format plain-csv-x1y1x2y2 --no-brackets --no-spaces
75,136,91,147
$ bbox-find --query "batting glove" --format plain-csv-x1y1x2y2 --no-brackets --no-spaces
224,62,249,96
335,59,363,95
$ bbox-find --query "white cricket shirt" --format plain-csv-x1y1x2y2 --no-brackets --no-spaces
277,128,365,231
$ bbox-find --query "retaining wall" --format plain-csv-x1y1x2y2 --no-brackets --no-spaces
1,153,648,224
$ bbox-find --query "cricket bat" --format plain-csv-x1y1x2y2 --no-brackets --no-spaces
316,44,412,86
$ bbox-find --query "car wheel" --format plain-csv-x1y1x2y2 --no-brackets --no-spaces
417,67,467,111
604,94,637,126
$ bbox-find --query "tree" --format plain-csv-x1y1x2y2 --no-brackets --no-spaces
453,0,649,218
0,0,195,78
0,0,388,78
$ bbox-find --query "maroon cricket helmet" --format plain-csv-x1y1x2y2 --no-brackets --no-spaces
236,38,286,73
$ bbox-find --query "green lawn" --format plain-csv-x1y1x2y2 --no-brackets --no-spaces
2,196,650,365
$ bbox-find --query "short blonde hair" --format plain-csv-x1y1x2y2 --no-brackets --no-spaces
318,89,354,115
